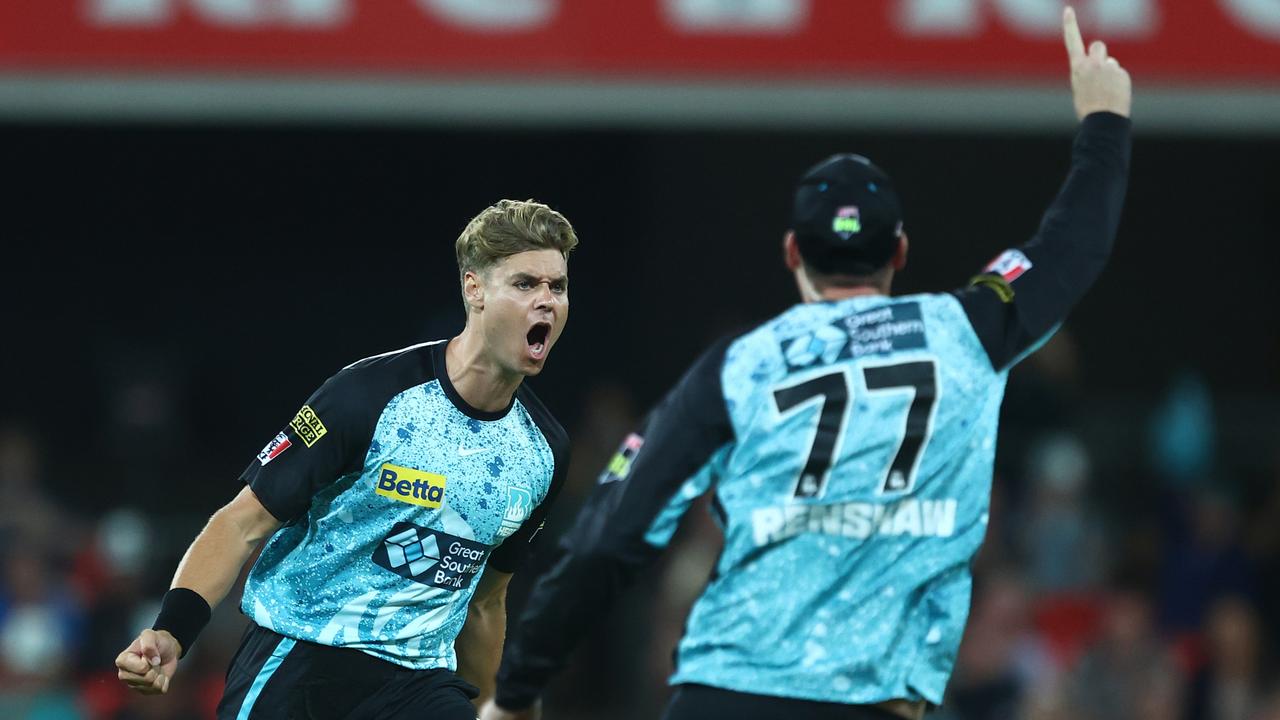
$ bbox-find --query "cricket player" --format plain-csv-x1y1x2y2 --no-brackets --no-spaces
484,9,1130,720
116,199,577,719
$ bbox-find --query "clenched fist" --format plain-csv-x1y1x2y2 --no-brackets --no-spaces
1064,6,1132,119
115,628,182,695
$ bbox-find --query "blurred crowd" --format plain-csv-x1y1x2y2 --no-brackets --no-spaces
2,332,1278,720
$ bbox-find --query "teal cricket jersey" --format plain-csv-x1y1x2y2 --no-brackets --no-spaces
239,340,568,670
663,293,1004,704
495,112,1131,710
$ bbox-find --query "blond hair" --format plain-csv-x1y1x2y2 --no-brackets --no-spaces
455,199,579,290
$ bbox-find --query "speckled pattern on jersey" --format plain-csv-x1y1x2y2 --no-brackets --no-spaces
666,293,1010,705
242,380,556,670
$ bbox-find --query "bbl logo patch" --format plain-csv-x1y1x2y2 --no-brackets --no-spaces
376,463,447,509
498,485,534,539
289,405,327,447
832,206,861,240
599,433,645,484
983,248,1034,283
256,432,292,466
372,521,489,590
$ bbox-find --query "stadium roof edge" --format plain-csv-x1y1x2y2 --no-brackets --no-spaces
1,74,1276,135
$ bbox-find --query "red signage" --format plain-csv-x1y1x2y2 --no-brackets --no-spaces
2,1,1278,83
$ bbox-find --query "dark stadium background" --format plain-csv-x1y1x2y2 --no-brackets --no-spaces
3,123,1278,719
5,125,1278,505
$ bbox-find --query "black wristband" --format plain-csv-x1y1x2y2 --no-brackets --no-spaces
152,588,212,659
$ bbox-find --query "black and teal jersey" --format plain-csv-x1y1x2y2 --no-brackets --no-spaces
495,113,1131,709
238,339,568,670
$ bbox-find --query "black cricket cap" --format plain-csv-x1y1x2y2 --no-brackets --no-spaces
790,153,904,276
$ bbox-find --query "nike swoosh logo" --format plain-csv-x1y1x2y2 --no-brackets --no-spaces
458,443,490,458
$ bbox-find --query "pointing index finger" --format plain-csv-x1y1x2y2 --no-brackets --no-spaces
1063,6,1086,63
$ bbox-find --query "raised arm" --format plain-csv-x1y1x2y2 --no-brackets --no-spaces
956,6,1133,371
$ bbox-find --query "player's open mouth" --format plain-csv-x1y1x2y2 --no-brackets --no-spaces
526,322,551,361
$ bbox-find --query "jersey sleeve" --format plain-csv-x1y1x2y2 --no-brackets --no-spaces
494,337,736,710
488,424,570,574
955,111,1132,371
239,368,379,524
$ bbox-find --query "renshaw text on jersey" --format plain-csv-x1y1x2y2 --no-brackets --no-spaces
751,497,958,546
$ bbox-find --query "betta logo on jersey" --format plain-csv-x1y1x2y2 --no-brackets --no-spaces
372,521,489,590
376,463,447,508
256,432,292,466
832,206,862,240
599,433,645,484
289,405,327,447
983,249,1034,283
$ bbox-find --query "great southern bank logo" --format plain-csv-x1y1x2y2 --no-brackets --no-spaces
372,522,489,591
782,302,927,370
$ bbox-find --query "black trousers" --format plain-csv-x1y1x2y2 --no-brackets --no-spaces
216,623,478,720
662,683,908,720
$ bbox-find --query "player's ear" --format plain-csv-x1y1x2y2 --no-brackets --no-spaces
892,233,909,272
463,270,485,311
783,231,803,272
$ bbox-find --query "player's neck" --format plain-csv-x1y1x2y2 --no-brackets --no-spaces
815,286,886,301
445,330,522,413
798,272,887,303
